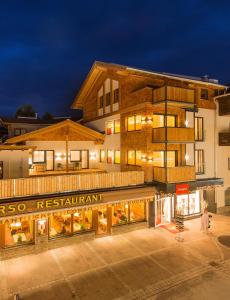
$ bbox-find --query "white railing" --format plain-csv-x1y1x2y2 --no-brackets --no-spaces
0,171,144,199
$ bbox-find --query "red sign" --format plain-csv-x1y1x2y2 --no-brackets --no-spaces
176,184,189,195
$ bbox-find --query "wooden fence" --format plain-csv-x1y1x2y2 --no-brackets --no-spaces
0,171,144,199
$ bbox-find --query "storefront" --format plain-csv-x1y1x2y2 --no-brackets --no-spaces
155,190,201,227
0,190,150,248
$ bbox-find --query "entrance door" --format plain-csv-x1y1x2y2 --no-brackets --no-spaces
35,219,48,244
81,150,89,169
46,151,54,171
155,197,171,227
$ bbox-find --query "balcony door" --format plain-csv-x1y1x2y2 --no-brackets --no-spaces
46,151,54,171
81,150,89,169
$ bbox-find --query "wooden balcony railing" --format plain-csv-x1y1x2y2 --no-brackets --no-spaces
153,86,195,103
219,132,230,146
153,127,195,142
0,171,144,200
153,166,195,183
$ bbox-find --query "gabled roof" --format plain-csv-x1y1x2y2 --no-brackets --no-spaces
5,119,104,144
71,61,227,109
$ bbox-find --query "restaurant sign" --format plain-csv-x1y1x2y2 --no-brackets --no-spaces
176,184,189,195
0,194,102,217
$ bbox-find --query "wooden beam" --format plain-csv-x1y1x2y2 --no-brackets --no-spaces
66,135,69,173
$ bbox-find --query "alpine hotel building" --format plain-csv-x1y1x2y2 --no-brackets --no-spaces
0,62,229,248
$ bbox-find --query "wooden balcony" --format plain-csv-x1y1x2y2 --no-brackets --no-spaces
153,166,195,183
0,171,144,200
153,86,195,104
153,127,194,143
219,132,230,146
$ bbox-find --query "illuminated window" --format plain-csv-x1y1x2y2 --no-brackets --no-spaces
127,115,142,131
107,150,114,164
152,151,176,167
114,119,120,133
100,150,105,162
195,149,204,174
127,150,135,165
33,150,45,163
106,121,114,135
70,150,81,162
114,150,120,164
136,151,142,166
130,202,145,222
152,114,176,128
195,117,203,141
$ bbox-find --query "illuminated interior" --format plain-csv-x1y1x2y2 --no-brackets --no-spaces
5,220,33,246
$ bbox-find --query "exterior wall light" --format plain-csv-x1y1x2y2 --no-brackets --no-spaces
185,120,189,127
185,154,189,161
148,156,153,163
90,152,97,160
141,155,147,162
141,117,153,125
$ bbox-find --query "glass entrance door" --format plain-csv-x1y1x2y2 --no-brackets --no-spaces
155,197,171,226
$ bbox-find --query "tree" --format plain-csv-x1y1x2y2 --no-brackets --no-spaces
15,104,36,118
42,112,53,120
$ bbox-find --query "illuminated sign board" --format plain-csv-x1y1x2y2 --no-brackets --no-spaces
0,194,102,217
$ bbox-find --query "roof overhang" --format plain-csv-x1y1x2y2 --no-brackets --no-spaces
5,119,104,144
71,61,227,109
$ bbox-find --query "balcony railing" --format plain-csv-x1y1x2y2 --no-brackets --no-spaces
153,127,195,143
153,166,195,183
0,171,144,200
153,86,195,104
219,132,230,146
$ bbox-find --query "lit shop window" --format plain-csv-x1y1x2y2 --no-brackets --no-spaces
100,150,106,162
49,214,72,237
127,115,142,131
107,150,114,164
176,191,200,216
33,150,45,163
73,209,92,232
112,203,129,225
106,119,120,135
114,150,120,164
98,207,107,235
5,220,33,246
130,202,145,222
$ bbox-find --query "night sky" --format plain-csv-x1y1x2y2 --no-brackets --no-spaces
1,0,230,117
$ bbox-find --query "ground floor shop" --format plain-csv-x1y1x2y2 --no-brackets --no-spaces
0,186,211,248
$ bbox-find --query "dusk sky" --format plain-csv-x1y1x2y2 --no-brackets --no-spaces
1,0,230,117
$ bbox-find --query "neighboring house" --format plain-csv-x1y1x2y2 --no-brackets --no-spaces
0,61,229,248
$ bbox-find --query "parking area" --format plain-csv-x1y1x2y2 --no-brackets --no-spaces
1,214,230,300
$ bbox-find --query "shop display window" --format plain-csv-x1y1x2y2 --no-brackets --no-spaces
114,119,120,133
112,203,128,225
73,209,92,232
49,214,72,237
37,219,48,236
130,202,145,222
176,191,200,216
5,220,33,246
98,207,107,234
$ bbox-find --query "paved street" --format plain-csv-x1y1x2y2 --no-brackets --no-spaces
1,214,230,300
